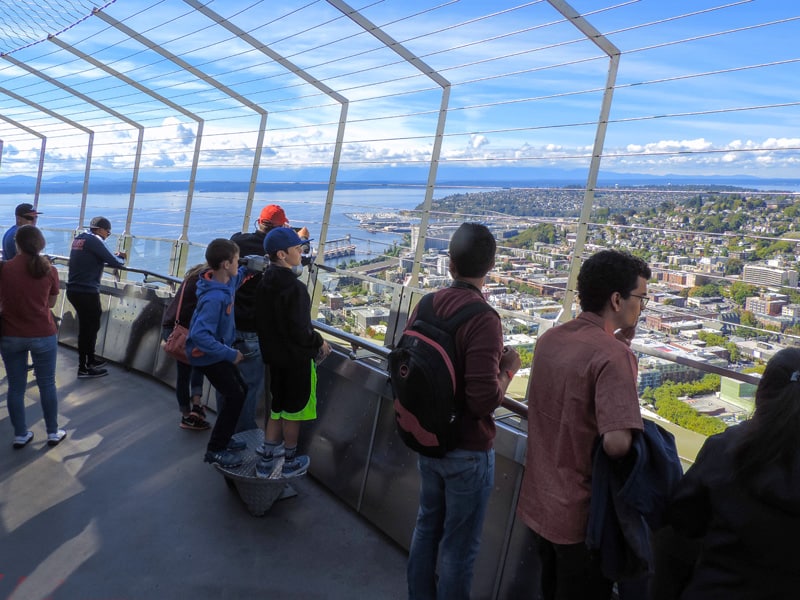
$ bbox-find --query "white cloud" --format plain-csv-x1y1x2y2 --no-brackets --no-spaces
469,134,487,149
762,137,800,149
0,0,798,182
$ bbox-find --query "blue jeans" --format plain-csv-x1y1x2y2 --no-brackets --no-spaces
176,361,205,413
1,335,59,436
216,330,264,432
407,448,495,600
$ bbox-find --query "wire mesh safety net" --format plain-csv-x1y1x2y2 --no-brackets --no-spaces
0,0,116,54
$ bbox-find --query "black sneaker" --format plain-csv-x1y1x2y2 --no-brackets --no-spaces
180,414,210,430
87,358,107,369
78,367,108,379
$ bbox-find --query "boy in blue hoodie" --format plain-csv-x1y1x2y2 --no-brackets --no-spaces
186,239,248,468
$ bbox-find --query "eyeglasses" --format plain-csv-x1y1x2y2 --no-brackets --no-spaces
628,293,650,309
22,215,36,222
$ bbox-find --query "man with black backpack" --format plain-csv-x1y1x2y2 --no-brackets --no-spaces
404,222,520,600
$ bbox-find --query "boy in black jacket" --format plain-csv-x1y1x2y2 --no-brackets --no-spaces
254,227,329,478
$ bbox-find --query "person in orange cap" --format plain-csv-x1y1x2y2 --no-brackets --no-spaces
226,205,292,435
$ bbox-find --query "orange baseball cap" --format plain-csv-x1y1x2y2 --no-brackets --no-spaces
259,204,288,226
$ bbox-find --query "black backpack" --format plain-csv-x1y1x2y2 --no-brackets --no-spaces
389,292,496,457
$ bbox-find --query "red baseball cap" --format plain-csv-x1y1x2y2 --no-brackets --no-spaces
259,204,288,226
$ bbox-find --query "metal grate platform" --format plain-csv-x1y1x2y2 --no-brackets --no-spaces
215,429,302,516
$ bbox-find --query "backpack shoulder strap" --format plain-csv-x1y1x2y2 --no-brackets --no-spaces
413,293,437,324
442,300,496,334
413,291,496,335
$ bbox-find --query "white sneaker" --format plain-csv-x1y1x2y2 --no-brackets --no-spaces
13,431,33,449
47,429,67,447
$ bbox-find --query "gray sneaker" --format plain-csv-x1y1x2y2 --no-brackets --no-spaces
255,457,279,479
282,454,310,477
204,449,244,469
255,441,285,459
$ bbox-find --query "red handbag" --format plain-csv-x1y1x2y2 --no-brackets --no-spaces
164,283,190,364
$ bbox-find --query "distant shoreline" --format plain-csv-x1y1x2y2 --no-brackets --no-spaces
1,178,799,195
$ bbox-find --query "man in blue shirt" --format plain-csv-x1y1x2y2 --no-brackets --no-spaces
3,203,41,259
66,216,126,379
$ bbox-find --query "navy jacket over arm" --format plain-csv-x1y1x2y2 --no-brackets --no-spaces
587,419,683,581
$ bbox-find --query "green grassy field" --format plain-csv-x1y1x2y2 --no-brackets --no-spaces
507,375,529,400
645,417,707,466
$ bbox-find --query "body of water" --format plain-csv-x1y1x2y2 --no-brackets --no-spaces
8,180,793,274
12,186,495,274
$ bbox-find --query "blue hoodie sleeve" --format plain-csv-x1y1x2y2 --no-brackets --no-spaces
2,226,17,259
187,293,238,364
87,234,125,266
235,265,249,288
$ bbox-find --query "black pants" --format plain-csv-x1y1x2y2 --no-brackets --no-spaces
198,360,247,452
533,531,613,600
67,290,102,370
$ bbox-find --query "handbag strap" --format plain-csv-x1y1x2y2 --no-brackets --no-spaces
174,281,187,327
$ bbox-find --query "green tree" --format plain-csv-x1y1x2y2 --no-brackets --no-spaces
740,310,758,328
697,331,726,346
724,258,743,276
505,224,556,247
517,348,533,370
725,342,741,363
782,202,800,218
498,261,514,271
651,374,726,436
689,283,721,298
611,213,628,225
728,282,758,306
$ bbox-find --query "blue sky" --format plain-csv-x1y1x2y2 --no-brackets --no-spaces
0,0,798,181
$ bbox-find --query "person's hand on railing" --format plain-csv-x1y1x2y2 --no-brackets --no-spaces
316,340,332,364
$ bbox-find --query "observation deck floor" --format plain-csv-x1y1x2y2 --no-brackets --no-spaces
0,346,407,600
